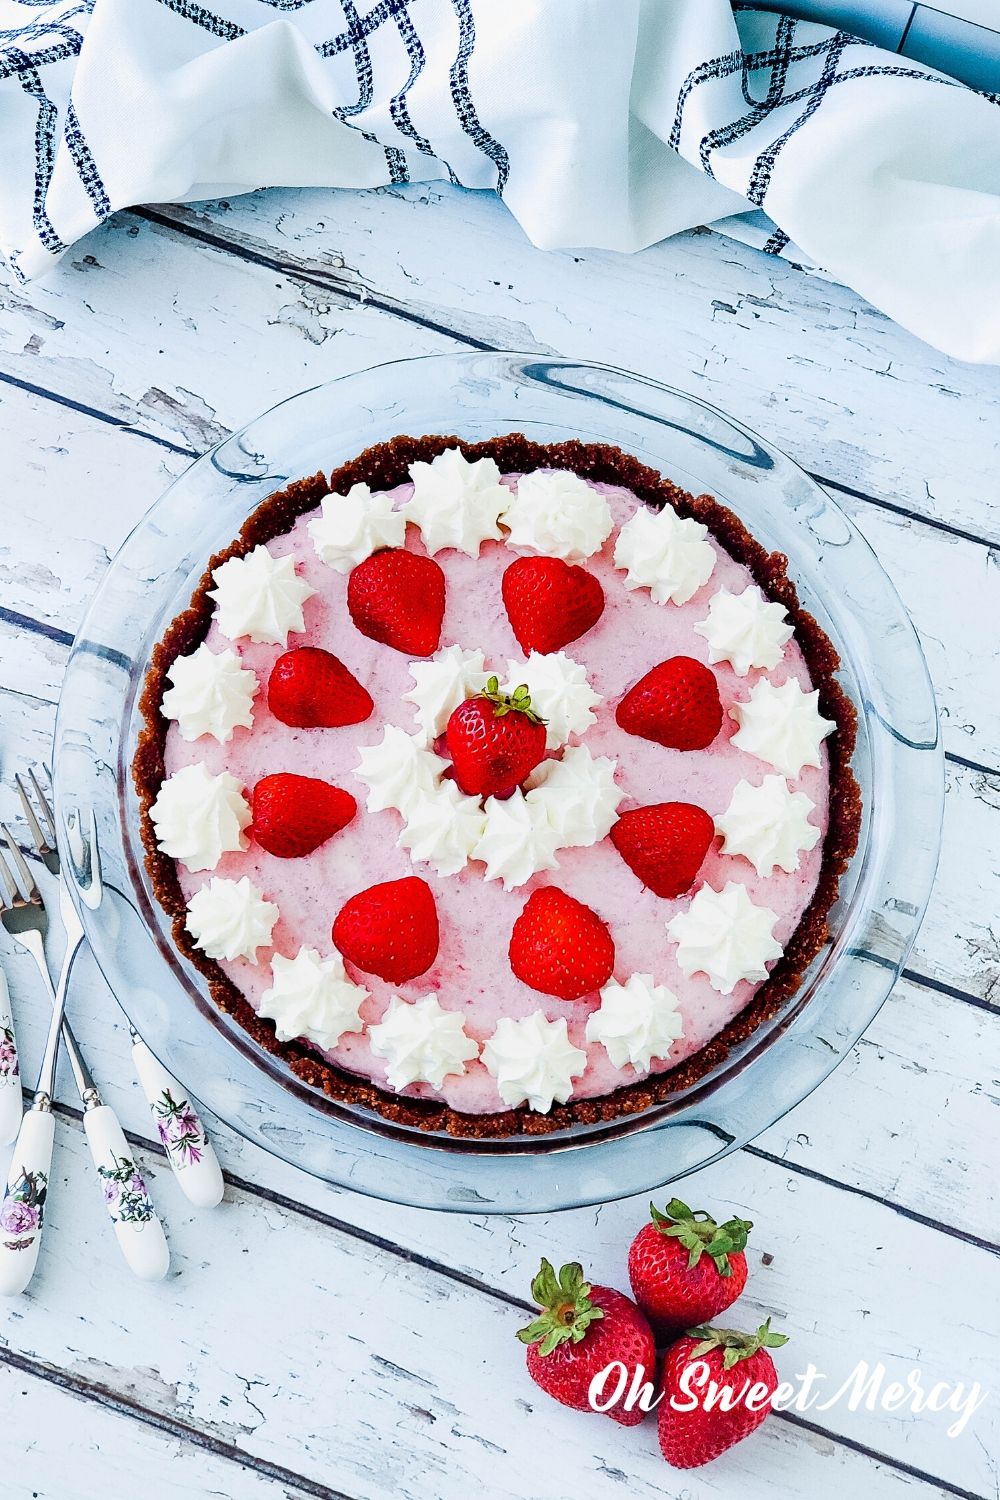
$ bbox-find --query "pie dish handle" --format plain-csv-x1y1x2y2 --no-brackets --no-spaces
0,968,23,1146
131,1036,225,1209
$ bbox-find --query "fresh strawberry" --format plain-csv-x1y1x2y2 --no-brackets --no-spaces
616,657,722,751
332,875,439,982
610,802,714,899
501,556,605,655
517,1259,655,1427
508,886,615,1000
252,773,356,859
347,548,445,657
658,1320,788,1468
628,1198,752,1335
267,646,374,728
446,676,547,799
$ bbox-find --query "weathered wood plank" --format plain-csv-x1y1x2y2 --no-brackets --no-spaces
0,694,996,1250
7,190,1000,547
158,187,1000,541
1,374,998,773
1,1113,994,1499
8,933,996,1246
4,178,998,1499
2,373,996,1007
4,622,994,1007
2,1363,329,1500
8,186,999,541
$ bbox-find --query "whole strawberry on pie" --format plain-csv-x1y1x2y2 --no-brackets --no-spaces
628,1197,753,1335
252,773,356,859
509,887,615,1001
446,675,547,798
333,876,439,983
617,656,723,751
267,646,374,729
658,1319,788,1467
610,802,715,899
142,437,854,1136
502,555,605,655
517,1258,655,1427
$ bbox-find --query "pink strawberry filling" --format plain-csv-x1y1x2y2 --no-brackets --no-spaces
164,478,829,1115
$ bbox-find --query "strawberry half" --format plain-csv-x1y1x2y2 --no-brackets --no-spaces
508,886,615,1000
616,657,723,751
267,647,374,728
501,556,605,655
610,802,714,898
517,1259,655,1427
332,875,439,983
658,1320,788,1468
446,676,547,799
628,1198,752,1336
347,548,445,657
252,773,356,859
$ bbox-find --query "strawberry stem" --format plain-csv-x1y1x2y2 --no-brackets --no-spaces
685,1317,789,1371
516,1258,604,1355
650,1197,753,1276
479,674,546,726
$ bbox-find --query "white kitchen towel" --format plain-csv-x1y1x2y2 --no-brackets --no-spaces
1,0,999,361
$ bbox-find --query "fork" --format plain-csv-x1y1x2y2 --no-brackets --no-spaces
0,963,22,1147
60,787,224,1209
0,784,169,1294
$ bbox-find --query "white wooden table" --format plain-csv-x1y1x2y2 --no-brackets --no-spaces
0,184,997,1500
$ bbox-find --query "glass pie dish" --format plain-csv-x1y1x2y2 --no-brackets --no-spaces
52,353,943,1213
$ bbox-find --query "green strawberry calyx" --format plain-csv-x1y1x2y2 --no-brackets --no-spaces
479,676,546,726
515,1258,604,1356
650,1197,753,1276
685,1318,789,1372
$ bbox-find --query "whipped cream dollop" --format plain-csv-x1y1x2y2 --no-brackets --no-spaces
149,763,250,872
585,974,684,1072
185,876,278,963
613,505,716,605
368,994,479,1091
482,1013,587,1112
208,544,315,645
160,643,258,743
716,774,820,876
501,469,613,562
258,947,367,1050
472,790,561,890
505,651,601,750
667,881,781,994
694,585,793,675
403,447,508,556
404,645,491,743
525,745,621,847
398,781,487,877
355,725,449,818
730,677,835,777
307,482,406,572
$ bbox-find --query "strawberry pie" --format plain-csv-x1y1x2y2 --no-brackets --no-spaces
135,435,860,1138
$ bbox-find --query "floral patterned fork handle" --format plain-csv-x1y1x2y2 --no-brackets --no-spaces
0,968,22,1146
59,1021,170,1283
130,1033,224,1209
0,1109,53,1294
82,1098,170,1283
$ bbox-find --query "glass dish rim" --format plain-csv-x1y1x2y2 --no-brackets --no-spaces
52,351,944,1208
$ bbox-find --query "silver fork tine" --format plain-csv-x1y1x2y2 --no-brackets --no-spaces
0,843,17,908
0,824,40,903
27,768,56,845
15,774,51,858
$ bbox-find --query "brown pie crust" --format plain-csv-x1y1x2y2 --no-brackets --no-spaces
134,434,861,1139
